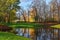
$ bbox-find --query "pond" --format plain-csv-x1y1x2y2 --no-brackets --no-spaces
14,27,60,40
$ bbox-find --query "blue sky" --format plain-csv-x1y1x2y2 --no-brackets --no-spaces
46,0,51,4
19,0,51,10
19,0,33,10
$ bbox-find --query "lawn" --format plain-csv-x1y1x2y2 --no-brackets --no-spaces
51,24,60,29
0,32,31,40
3,22,44,28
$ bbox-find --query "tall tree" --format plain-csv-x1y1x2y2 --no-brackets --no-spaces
0,0,20,23
31,0,48,22
50,0,59,22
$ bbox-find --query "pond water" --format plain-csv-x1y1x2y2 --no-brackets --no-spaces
15,28,60,40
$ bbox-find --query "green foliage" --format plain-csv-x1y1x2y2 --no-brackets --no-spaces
0,0,18,11
0,0,20,23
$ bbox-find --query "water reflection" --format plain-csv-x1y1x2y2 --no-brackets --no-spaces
15,28,60,40
40,29,51,40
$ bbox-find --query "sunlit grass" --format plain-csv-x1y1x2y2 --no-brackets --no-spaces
0,32,31,40
5,22,43,28
0,22,44,28
51,24,60,29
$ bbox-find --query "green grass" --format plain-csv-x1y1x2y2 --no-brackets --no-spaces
3,22,43,28
0,22,44,28
51,24,60,29
0,32,31,40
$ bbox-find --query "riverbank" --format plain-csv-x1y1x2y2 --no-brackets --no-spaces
0,32,31,40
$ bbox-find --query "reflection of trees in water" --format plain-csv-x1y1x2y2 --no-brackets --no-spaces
15,28,35,38
16,28,28,37
15,28,60,40
39,29,51,40
34,28,51,40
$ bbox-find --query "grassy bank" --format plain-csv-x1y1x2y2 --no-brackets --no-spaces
0,32,31,40
51,24,60,29
1,22,44,28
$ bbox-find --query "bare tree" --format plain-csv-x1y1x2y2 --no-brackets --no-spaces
31,0,49,22
50,0,60,22
57,0,60,22
19,8,27,22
